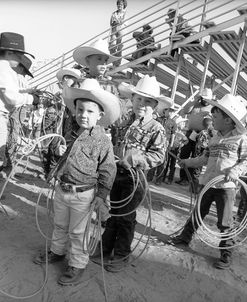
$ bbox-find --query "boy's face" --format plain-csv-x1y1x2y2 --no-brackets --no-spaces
163,108,172,117
132,94,158,118
60,75,79,89
117,1,124,10
6,51,21,68
75,99,104,129
211,110,229,131
86,54,109,77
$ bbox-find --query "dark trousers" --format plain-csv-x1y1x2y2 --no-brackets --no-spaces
179,138,196,182
237,175,247,219
163,148,179,182
181,187,235,255
102,167,144,257
41,136,61,177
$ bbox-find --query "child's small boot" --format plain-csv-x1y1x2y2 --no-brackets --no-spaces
214,251,232,269
33,250,65,265
58,266,85,286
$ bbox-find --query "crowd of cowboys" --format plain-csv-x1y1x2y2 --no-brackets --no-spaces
1,29,247,286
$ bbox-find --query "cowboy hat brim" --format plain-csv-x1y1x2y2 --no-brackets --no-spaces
118,82,135,99
73,46,118,66
206,99,246,132
56,69,81,82
118,83,174,113
21,65,33,78
130,87,174,114
0,47,35,59
63,85,121,127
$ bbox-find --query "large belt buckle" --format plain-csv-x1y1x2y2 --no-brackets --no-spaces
60,182,73,193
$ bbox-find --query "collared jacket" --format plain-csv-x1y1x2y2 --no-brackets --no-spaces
0,60,33,113
113,114,167,170
55,125,116,200
184,128,247,188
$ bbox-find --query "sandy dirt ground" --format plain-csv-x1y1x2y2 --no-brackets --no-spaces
0,153,247,302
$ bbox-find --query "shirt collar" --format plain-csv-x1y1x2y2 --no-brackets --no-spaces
136,115,153,126
217,128,240,138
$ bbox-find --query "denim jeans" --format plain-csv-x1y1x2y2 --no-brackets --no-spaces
181,187,235,255
51,185,95,269
0,112,9,166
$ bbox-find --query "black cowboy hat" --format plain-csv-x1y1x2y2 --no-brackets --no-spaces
19,55,34,78
0,32,35,58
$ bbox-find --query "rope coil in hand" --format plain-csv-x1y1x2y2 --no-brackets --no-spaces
193,175,247,249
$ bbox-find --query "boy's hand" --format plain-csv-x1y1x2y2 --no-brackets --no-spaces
134,159,147,170
93,196,110,222
178,159,186,168
57,145,67,156
93,196,105,210
118,158,132,170
225,169,238,182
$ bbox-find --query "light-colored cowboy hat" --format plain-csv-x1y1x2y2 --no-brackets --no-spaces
121,75,173,113
56,68,81,82
175,116,188,124
73,39,118,66
63,78,121,127
206,94,247,133
200,88,213,100
118,82,135,99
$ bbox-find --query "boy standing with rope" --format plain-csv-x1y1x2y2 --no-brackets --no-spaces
168,94,247,269
34,79,119,285
92,75,172,272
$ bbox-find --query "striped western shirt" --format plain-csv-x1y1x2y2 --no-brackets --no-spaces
184,128,247,188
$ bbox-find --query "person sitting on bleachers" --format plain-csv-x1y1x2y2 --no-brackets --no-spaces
132,24,158,65
166,8,198,57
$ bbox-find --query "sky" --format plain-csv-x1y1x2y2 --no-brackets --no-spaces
0,0,159,61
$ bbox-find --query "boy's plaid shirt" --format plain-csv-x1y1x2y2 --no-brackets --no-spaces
113,114,167,169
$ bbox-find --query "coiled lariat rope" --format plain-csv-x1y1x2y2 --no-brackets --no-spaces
0,133,65,300
0,134,156,301
160,149,197,237
192,175,247,249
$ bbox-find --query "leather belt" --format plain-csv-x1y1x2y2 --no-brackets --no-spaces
58,181,94,193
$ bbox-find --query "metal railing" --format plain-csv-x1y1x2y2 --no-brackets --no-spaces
29,0,247,93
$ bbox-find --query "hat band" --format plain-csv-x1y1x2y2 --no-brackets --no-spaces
135,89,159,99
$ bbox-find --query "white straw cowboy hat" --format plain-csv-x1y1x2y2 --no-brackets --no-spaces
128,75,174,114
56,68,81,82
63,78,121,127
73,39,118,66
200,88,213,100
206,94,247,133
118,82,135,99
175,116,188,124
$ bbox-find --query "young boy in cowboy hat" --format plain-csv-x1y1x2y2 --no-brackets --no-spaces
73,38,123,136
34,78,119,286
162,116,189,185
92,75,172,272
73,38,118,85
168,94,247,269
2,54,35,173
176,88,213,187
0,32,38,177
155,104,177,185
